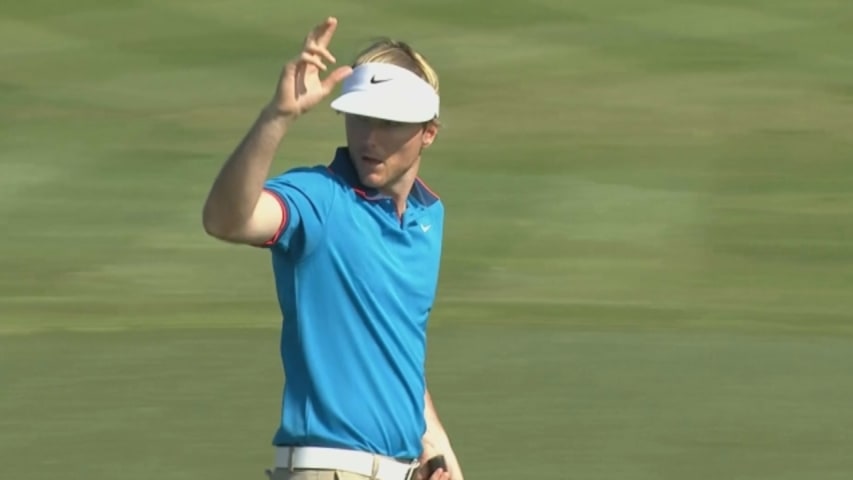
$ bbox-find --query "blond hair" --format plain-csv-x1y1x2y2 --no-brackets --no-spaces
352,38,440,125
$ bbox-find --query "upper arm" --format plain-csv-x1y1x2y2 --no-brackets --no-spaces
217,190,286,247
254,167,337,257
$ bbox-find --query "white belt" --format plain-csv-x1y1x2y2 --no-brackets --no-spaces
274,446,418,480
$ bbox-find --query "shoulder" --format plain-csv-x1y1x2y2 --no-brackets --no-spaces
267,164,340,189
262,165,348,230
414,177,445,220
428,198,445,219
265,164,348,202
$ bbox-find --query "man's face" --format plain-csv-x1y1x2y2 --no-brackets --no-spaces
345,114,437,193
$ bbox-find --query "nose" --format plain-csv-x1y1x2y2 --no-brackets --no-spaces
361,123,382,147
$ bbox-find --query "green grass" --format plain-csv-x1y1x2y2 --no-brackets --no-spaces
2,0,853,478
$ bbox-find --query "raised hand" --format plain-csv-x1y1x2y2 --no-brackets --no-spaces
267,16,353,118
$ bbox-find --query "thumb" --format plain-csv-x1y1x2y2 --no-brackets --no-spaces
322,65,353,94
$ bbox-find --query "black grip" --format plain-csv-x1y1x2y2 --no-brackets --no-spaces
425,455,448,476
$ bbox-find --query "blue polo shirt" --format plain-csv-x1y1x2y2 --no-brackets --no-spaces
259,147,444,460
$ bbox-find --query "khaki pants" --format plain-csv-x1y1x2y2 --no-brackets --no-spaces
265,468,377,480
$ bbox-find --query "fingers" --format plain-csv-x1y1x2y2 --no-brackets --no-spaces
415,464,450,480
321,65,353,93
273,15,347,115
316,16,339,48
295,45,343,76
297,17,341,74
299,51,327,71
304,16,339,49
306,44,336,64
429,468,451,480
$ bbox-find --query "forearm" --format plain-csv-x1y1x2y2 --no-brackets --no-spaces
202,106,292,235
424,390,464,479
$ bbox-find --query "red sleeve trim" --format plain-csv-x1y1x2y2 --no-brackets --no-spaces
258,188,289,248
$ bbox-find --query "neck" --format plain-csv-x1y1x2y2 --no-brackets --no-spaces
381,161,421,217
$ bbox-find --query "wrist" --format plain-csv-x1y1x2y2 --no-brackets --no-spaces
261,103,299,128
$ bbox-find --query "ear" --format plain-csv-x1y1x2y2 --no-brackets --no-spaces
420,122,439,149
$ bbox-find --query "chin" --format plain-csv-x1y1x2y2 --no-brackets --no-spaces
359,174,385,189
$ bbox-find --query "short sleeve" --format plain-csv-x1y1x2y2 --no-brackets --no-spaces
258,166,338,258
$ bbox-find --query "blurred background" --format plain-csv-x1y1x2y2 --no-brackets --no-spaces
2,0,852,479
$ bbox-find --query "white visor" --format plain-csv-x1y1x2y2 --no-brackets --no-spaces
330,62,439,123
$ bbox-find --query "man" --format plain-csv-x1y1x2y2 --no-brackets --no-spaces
201,16,464,480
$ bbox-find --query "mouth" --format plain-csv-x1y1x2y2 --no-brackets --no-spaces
361,155,383,166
